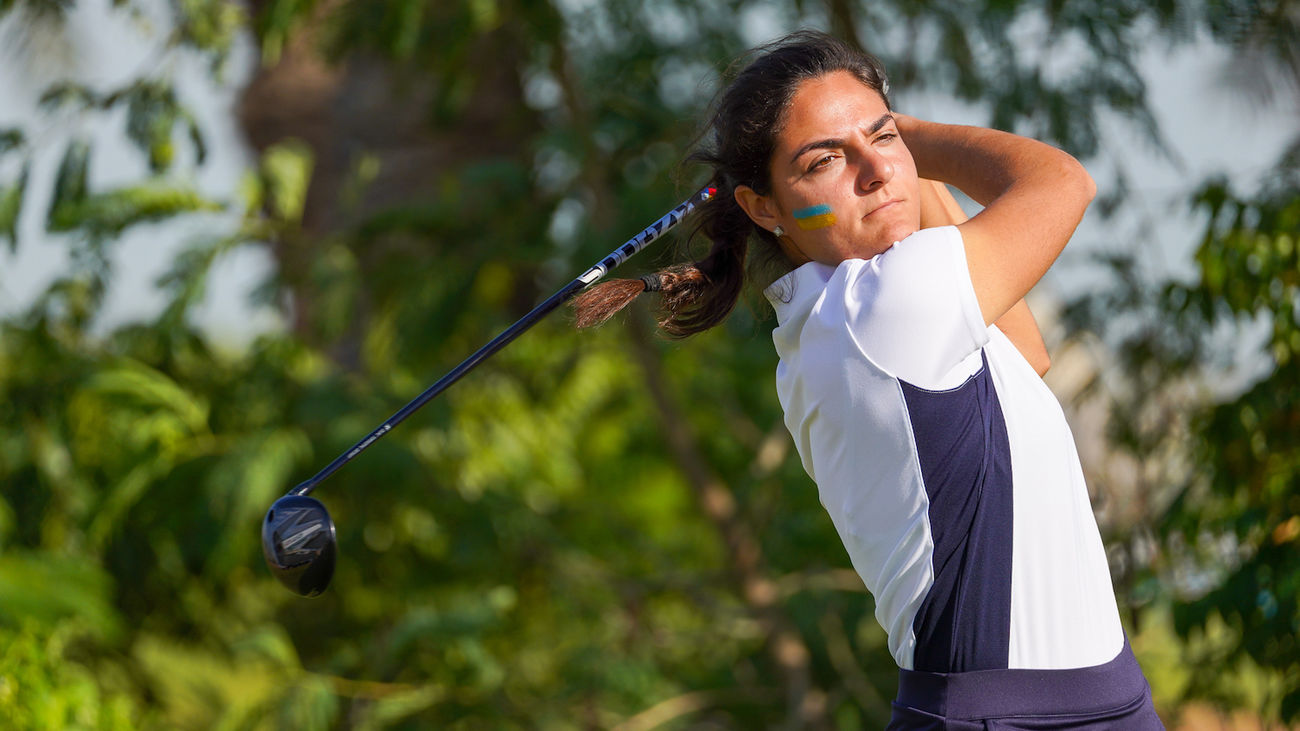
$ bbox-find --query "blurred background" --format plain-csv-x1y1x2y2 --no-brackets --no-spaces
0,0,1297,728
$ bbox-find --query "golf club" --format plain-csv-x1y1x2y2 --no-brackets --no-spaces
263,186,716,596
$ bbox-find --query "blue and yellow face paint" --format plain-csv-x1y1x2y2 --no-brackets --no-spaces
792,204,836,231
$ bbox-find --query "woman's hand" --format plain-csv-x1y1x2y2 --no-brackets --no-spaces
895,114,1095,328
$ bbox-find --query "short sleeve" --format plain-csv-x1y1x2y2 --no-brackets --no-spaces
840,225,989,389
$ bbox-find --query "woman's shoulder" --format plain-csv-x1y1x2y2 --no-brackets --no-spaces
789,225,987,389
766,226,968,323
875,225,964,270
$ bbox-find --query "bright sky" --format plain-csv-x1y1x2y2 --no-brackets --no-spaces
0,0,274,344
0,2,1294,348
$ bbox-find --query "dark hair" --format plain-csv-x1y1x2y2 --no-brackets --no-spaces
572,30,891,336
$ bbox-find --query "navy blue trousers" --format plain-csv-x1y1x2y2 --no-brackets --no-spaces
887,641,1165,730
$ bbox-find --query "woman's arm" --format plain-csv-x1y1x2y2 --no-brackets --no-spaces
995,299,1050,376
918,178,1050,376
897,116,1094,329
918,176,968,229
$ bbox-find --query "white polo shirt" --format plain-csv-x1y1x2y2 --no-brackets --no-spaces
765,225,1124,672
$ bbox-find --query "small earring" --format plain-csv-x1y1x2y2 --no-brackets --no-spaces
773,225,785,238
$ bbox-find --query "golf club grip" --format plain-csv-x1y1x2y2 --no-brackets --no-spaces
289,185,716,496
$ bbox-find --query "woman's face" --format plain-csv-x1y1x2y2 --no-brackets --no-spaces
736,70,921,265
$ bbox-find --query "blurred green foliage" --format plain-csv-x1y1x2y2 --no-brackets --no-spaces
1065,144,1300,717
0,0,1296,727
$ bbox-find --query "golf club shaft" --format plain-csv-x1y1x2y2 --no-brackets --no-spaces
289,186,715,496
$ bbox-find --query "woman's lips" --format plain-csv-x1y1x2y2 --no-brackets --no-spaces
865,200,900,218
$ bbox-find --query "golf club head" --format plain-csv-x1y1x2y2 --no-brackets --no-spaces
262,494,337,597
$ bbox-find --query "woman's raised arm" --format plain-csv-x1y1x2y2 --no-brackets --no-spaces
917,178,1050,375
897,116,1095,328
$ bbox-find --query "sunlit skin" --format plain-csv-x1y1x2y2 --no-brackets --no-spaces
735,70,922,265
731,66,1093,373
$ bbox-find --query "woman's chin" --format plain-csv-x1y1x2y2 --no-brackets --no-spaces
858,223,920,256
884,222,922,247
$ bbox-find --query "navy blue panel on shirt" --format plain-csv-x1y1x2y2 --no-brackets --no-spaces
901,351,1015,672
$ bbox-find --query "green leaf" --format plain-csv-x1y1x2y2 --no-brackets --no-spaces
261,140,314,224
0,553,122,642
183,110,207,166
81,361,211,435
37,82,98,113
0,129,23,156
202,428,310,576
278,674,339,731
133,633,289,728
257,0,321,67
47,139,89,227
49,184,221,236
4,0,75,18
173,0,247,64
468,0,498,31
0,161,27,252
0,623,140,729
230,624,301,670
155,234,244,326
365,684,445,727
123,81,181,173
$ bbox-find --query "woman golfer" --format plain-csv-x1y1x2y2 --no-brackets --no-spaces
576,30,1163,729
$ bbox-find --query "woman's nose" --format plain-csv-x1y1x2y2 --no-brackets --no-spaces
856,149,894,193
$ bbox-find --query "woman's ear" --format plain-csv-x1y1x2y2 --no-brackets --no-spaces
734,185,781,232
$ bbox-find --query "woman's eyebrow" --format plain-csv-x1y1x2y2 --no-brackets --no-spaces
790,138,844,165
788,113,895,164
867,112,896,134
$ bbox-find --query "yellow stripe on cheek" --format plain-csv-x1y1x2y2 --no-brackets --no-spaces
794,213,836,230
793,204,836,230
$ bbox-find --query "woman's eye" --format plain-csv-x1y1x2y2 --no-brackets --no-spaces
808,155,835,172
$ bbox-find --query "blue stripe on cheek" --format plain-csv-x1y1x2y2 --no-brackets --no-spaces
793,204,833,219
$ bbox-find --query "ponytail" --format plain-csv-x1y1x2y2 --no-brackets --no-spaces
572,31,886,337
571,181,755,338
